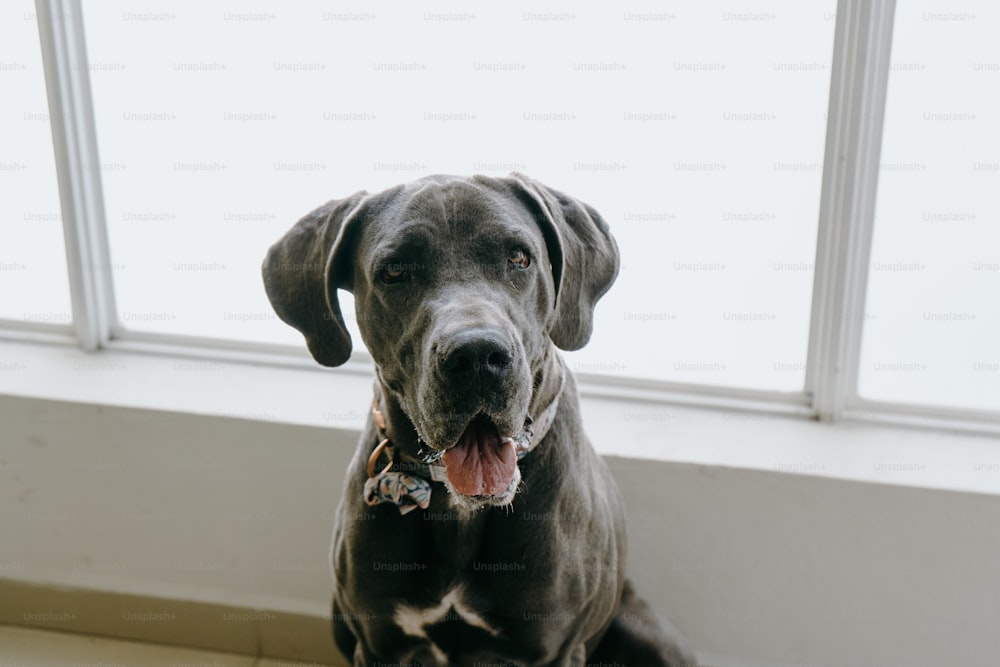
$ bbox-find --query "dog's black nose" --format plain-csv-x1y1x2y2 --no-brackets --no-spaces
440,330,513,388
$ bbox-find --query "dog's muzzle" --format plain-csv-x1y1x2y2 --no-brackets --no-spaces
363,375,564,514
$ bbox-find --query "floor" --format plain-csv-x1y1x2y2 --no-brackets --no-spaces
0,625,330,667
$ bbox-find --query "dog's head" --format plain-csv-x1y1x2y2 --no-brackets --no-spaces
263,173,618,508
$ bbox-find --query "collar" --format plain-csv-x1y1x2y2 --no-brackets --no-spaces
363,375,565,514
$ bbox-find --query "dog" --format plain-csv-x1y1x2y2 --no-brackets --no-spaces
263,173,696,666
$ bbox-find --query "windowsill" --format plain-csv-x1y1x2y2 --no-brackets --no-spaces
2,338,998,497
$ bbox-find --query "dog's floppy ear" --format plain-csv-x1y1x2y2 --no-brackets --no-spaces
504,172,620,350
262,193,368,367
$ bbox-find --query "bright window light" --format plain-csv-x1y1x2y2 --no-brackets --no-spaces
858,0,1000,411
80,1,834,392
0,2,72,326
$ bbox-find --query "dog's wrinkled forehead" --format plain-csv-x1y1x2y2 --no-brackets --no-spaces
362,177,537,252
401,176,504,221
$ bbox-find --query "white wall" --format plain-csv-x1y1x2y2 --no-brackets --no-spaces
2,393,999,666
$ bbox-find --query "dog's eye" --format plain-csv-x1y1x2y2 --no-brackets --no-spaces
508,248,531,270
379,263,409,284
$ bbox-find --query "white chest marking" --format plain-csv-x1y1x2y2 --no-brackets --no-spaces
393,586,500,642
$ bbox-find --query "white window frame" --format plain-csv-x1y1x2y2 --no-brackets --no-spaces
17,0,1000,437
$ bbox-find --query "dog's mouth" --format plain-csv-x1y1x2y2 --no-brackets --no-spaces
441,414,519,498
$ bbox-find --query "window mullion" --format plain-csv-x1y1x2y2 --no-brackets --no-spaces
805,0,897,421
35,0,117,351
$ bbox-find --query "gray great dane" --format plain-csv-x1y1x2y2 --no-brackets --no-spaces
263,173,696,666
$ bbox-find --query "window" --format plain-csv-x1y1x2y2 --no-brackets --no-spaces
12,0,1000,431
0,1,72,328
78,0,836,392
858,0,1000,412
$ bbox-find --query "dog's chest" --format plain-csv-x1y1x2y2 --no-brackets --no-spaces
390,586,502,664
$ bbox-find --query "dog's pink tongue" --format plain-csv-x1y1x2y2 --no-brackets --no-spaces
443,417,517,497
